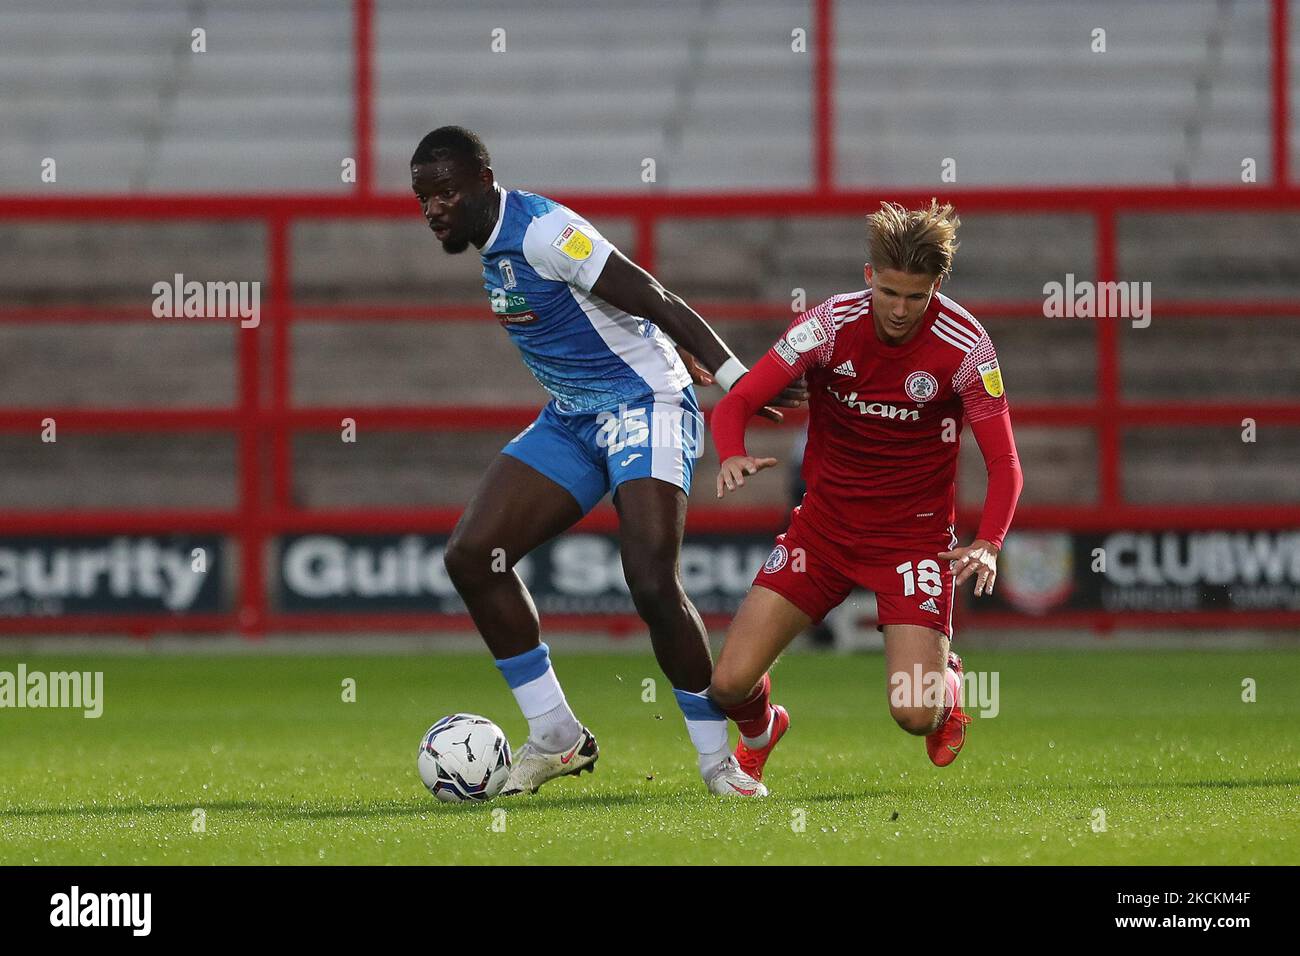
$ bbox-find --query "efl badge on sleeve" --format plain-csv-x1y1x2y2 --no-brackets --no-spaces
786,317,827,353
552,224,594,261
978,358,1004,397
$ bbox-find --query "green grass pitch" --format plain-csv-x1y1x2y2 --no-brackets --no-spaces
1,649,1295,865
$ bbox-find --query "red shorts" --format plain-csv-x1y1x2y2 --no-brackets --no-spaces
752,510,958,638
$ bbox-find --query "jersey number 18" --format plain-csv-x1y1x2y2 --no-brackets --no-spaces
896,559,944,597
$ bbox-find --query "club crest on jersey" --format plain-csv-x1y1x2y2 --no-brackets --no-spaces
785,317,827,353
905,370,939,403
978,358,1004,397
763,545,789,573
552,223,593,261
497,258,517,290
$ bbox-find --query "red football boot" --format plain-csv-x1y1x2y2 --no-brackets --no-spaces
926,652,971,767
734,704,790,782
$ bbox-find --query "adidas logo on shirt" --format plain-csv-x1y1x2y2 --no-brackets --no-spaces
919,597,939,614
832,360,856,377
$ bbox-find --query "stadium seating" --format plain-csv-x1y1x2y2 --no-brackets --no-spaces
0,0,1296,519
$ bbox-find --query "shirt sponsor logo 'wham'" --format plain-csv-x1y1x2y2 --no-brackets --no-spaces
826,389,921,422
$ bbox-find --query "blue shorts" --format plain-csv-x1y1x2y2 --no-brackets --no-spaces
502,388,704,514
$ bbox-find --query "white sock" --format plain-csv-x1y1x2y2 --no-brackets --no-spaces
693,727,731,776
741,710,775,750
697,742,732,777
673,687,731,775
527,699,582,754
512,667,581,753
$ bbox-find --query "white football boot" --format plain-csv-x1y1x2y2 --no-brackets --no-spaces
499,726,599,796
704,755,769,797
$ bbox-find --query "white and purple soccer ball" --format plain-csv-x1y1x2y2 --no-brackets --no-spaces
418,713,512,803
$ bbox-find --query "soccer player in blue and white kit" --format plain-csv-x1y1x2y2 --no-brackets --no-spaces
411,127,806,797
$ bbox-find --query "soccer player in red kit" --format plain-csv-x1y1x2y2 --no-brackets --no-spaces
706,201,1023,791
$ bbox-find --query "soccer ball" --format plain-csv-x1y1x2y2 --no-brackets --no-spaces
418,713,512,803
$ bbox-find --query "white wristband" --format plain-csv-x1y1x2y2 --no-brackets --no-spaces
715,357,748,392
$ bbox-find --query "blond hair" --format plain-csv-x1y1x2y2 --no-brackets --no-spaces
867,199,961,281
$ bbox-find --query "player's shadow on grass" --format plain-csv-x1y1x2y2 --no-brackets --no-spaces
798,776,1300,803
282,791,653,819
1016,777,1300,793
11,778,1289,820
802,788,894,802
484,791,655,812
2,793,657,821
1173,777,1300,790
1,799,267,818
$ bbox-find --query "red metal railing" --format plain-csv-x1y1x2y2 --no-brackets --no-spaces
0,1,1296,635
1274,0,1290,184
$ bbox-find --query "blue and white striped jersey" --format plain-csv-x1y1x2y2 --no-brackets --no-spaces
479,187,691,414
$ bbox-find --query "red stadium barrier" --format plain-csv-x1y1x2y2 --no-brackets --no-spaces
0,0,1296,636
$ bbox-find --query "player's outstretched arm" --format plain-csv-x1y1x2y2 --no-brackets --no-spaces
716,454,780,498
590,251,808,420
938,539,1001,596
711,351,806,498
938,410,1024,596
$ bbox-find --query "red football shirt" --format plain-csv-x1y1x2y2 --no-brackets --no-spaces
713,289,1016,551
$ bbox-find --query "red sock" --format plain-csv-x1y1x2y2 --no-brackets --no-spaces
724,672,772,739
